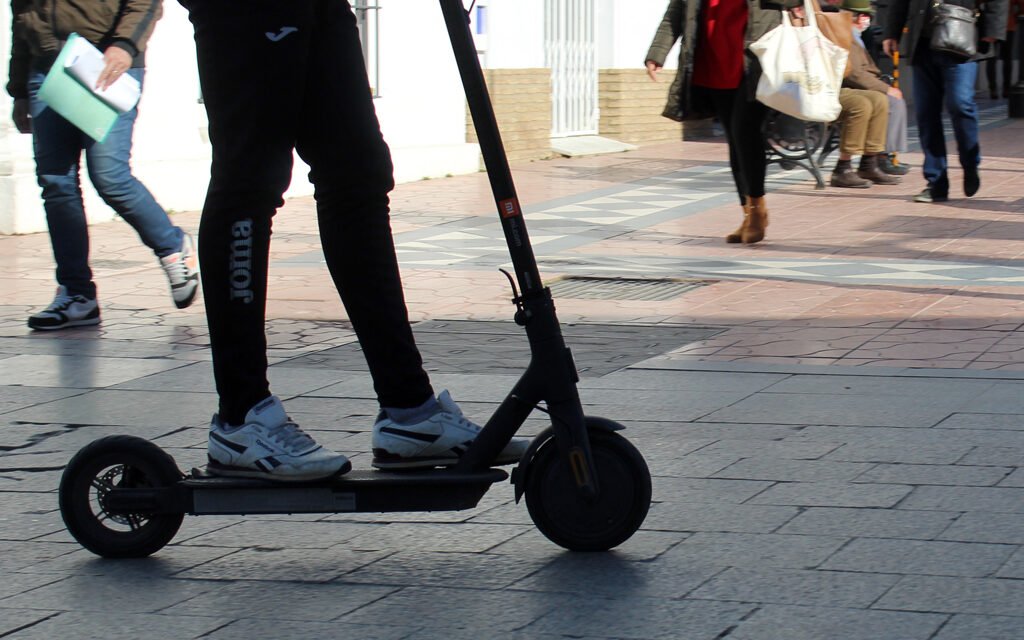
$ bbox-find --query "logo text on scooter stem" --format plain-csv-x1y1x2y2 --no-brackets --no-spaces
266,26,298,42
498,197,521,219
230,219,254,304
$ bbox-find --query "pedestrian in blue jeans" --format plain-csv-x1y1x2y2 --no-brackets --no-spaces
7,0,200,330
883,0,1007,203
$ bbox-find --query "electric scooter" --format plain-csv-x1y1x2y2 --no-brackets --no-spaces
57,0,652,559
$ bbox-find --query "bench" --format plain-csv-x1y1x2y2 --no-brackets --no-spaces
762,110,842,189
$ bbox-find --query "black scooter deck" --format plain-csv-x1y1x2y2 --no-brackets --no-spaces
104,468,509,516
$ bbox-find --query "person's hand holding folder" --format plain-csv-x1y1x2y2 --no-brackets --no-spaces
95,47,133,92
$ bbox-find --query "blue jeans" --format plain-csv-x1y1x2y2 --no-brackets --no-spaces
27,67,182,299
911,44,981,196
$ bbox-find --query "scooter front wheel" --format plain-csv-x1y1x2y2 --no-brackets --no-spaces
524,423,651,551
59,435,184,558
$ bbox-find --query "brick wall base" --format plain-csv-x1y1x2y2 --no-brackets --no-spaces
467,68,553,165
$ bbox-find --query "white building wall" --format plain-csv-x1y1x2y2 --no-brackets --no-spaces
598,0,680,70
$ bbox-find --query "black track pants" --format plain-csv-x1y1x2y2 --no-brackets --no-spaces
183,0,433,424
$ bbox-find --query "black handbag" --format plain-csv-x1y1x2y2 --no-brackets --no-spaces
929,0,978,59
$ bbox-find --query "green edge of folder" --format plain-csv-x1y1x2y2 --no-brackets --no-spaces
37,33,119,144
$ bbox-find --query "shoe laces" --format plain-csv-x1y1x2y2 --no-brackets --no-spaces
45,291,79,311
161,253,188,284
265,419,318,453
442,411,481,434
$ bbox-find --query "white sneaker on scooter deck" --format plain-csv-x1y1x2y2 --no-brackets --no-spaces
371,390,529,470
207,395,351,482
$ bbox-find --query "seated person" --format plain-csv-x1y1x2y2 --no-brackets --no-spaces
843,0,909,175
830,0,903,188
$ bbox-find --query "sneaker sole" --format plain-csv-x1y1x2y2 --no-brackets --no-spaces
371,452,522,471
27,316,101,331
206,459,352,482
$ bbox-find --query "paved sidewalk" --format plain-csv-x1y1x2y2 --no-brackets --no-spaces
0,101,1023,639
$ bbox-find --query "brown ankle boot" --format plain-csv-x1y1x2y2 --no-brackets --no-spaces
857,154,902,185
742,196,768,244
831,159,871,188
726,201,751,243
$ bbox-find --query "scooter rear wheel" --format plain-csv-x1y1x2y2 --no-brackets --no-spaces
525,424,651,551
59,435,184,558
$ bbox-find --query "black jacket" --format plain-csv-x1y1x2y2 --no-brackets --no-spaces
884,0,1007,63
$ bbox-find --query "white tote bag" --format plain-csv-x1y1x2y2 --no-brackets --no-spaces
748,0,848,122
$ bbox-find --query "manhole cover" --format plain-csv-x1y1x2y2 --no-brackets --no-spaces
548,277,710,301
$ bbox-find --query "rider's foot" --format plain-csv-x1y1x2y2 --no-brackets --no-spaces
27,286,100,330
207,395,351,482
371,390,529,470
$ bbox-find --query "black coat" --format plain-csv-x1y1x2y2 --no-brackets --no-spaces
884,0,1008,63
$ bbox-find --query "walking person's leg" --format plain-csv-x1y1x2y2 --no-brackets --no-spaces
703,88,751,242
943,59,981,197
730,81,770,244
26,70,101,329
911,48,950,202
83,68,198,309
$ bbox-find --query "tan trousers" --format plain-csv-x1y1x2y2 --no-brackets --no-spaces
838,88,889,156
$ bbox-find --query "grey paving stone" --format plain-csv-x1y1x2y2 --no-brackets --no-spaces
793,425,1024,449
777,507,958,539
899,486,1024,513
485,528,682,561
0,608,59,637
0,387,84,417
0,510,66,542
656,452,742,478
704,394,961,428
342,522,529,553
0,541,77,572
581,369,786,393
998,468,1024,487
749,482,913,508
172,547,388,583
652,477,774,504
526,595,754,640
875,575,1024,615
936,413,1024,431
713,458,874,483
0,572,66,600
665,532,847,570
0,354,186,388
4,611,228,640
643,501,800,534
995,547,1024,578
2,390,213,428
728,605,947,640
959,446,1024,467
517,547,724,596
0,575,211,614
932,614,1024,640
764,376,993,399
821,538,1016,577
162,580,398,621
343,550,551,590
689,567,900,607
402,630,572,640
854,463,1012,487
203,619,413,640
961,383,1024,414
824,442,973,465
175,519,379,549
340,586,569,632
687,440,841,460
22,544,237,578
939,512,1024,544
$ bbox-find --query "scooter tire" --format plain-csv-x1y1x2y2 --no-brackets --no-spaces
59,435,184,558
525,425,651,551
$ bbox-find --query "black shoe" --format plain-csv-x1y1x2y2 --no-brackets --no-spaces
913,188,949,204
830,161,871,189
964,167,980,197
